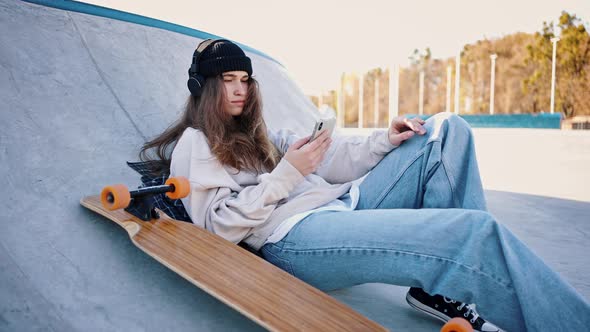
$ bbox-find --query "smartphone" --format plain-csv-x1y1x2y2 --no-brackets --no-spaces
309,117,336,143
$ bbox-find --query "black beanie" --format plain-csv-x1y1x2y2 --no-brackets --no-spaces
198,40,253,77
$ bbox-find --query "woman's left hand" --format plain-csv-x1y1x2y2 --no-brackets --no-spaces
387,116,427,147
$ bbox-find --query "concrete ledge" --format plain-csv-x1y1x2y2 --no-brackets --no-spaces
402,113,564,129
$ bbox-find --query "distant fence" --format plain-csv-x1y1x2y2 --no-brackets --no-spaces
405,113,563,129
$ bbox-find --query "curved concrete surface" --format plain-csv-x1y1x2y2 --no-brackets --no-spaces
1,1,588,331
1,1,315,331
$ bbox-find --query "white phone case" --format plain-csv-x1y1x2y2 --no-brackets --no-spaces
309,117,336,142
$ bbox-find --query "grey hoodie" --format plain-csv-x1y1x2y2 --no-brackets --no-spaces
169,127,397,251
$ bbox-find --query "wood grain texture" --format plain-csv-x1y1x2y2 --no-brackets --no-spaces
80,195,388,332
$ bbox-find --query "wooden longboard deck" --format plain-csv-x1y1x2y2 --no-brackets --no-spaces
81,195,387,332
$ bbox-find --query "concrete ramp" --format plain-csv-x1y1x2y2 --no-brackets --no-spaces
1,1,588,332
1,1,317,331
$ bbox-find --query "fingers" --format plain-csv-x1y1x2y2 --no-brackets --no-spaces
304,129,331,151
312,138,331,166
319,138,331,161
309,135,332,158
388,116,428,146
285,131,333,175
401,131,415,139
320,136,332,155
389,130,414,147
290,136,312,150
403,117,427,135
316,128,331,140
304,131,332,165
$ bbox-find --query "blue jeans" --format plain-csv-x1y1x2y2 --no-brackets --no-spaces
261,112,590,331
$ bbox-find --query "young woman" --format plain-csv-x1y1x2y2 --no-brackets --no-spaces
140,39,589,331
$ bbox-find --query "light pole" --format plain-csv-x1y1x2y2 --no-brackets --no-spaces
374,77,380,127
550,37,559,114
358,72,364,128
489,54,497,115
445,65,452,113
337,73,344,128
388,64,399,122
454,52,461,114
418,70,425,116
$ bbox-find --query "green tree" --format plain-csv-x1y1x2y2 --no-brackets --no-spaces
524,11,590,117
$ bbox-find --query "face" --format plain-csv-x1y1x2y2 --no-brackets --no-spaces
222,71,249,116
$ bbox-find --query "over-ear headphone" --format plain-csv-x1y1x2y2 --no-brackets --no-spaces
187,39,228,97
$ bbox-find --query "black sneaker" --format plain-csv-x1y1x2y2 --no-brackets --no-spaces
406,287,503,332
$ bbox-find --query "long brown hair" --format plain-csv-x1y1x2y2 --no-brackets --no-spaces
139,75,282,175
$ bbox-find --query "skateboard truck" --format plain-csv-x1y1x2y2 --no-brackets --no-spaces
125,185,171,221
100,177,190,221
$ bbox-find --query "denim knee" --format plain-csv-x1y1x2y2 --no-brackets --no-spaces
433,113,474,150
453,210,501,244
466,210,498,228
438,112,472,133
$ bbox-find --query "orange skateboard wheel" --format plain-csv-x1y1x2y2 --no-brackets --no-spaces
441,317,473,332
101,184,131,210
165,176,190,200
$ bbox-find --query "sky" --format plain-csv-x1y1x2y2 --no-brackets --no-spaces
84,0,589,95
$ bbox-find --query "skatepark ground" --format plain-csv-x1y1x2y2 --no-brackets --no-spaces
2,1,589,331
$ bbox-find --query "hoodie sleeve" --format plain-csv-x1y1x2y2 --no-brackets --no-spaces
315,129,398,183
170,128,304,244
267,128,398,184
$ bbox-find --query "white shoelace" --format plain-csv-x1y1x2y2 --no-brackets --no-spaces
443,297,481,323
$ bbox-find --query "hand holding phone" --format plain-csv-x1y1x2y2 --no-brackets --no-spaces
284,118,335,176
309,117,336,143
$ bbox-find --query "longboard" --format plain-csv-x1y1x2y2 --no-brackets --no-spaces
80,178,388,332
81,179,473,332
